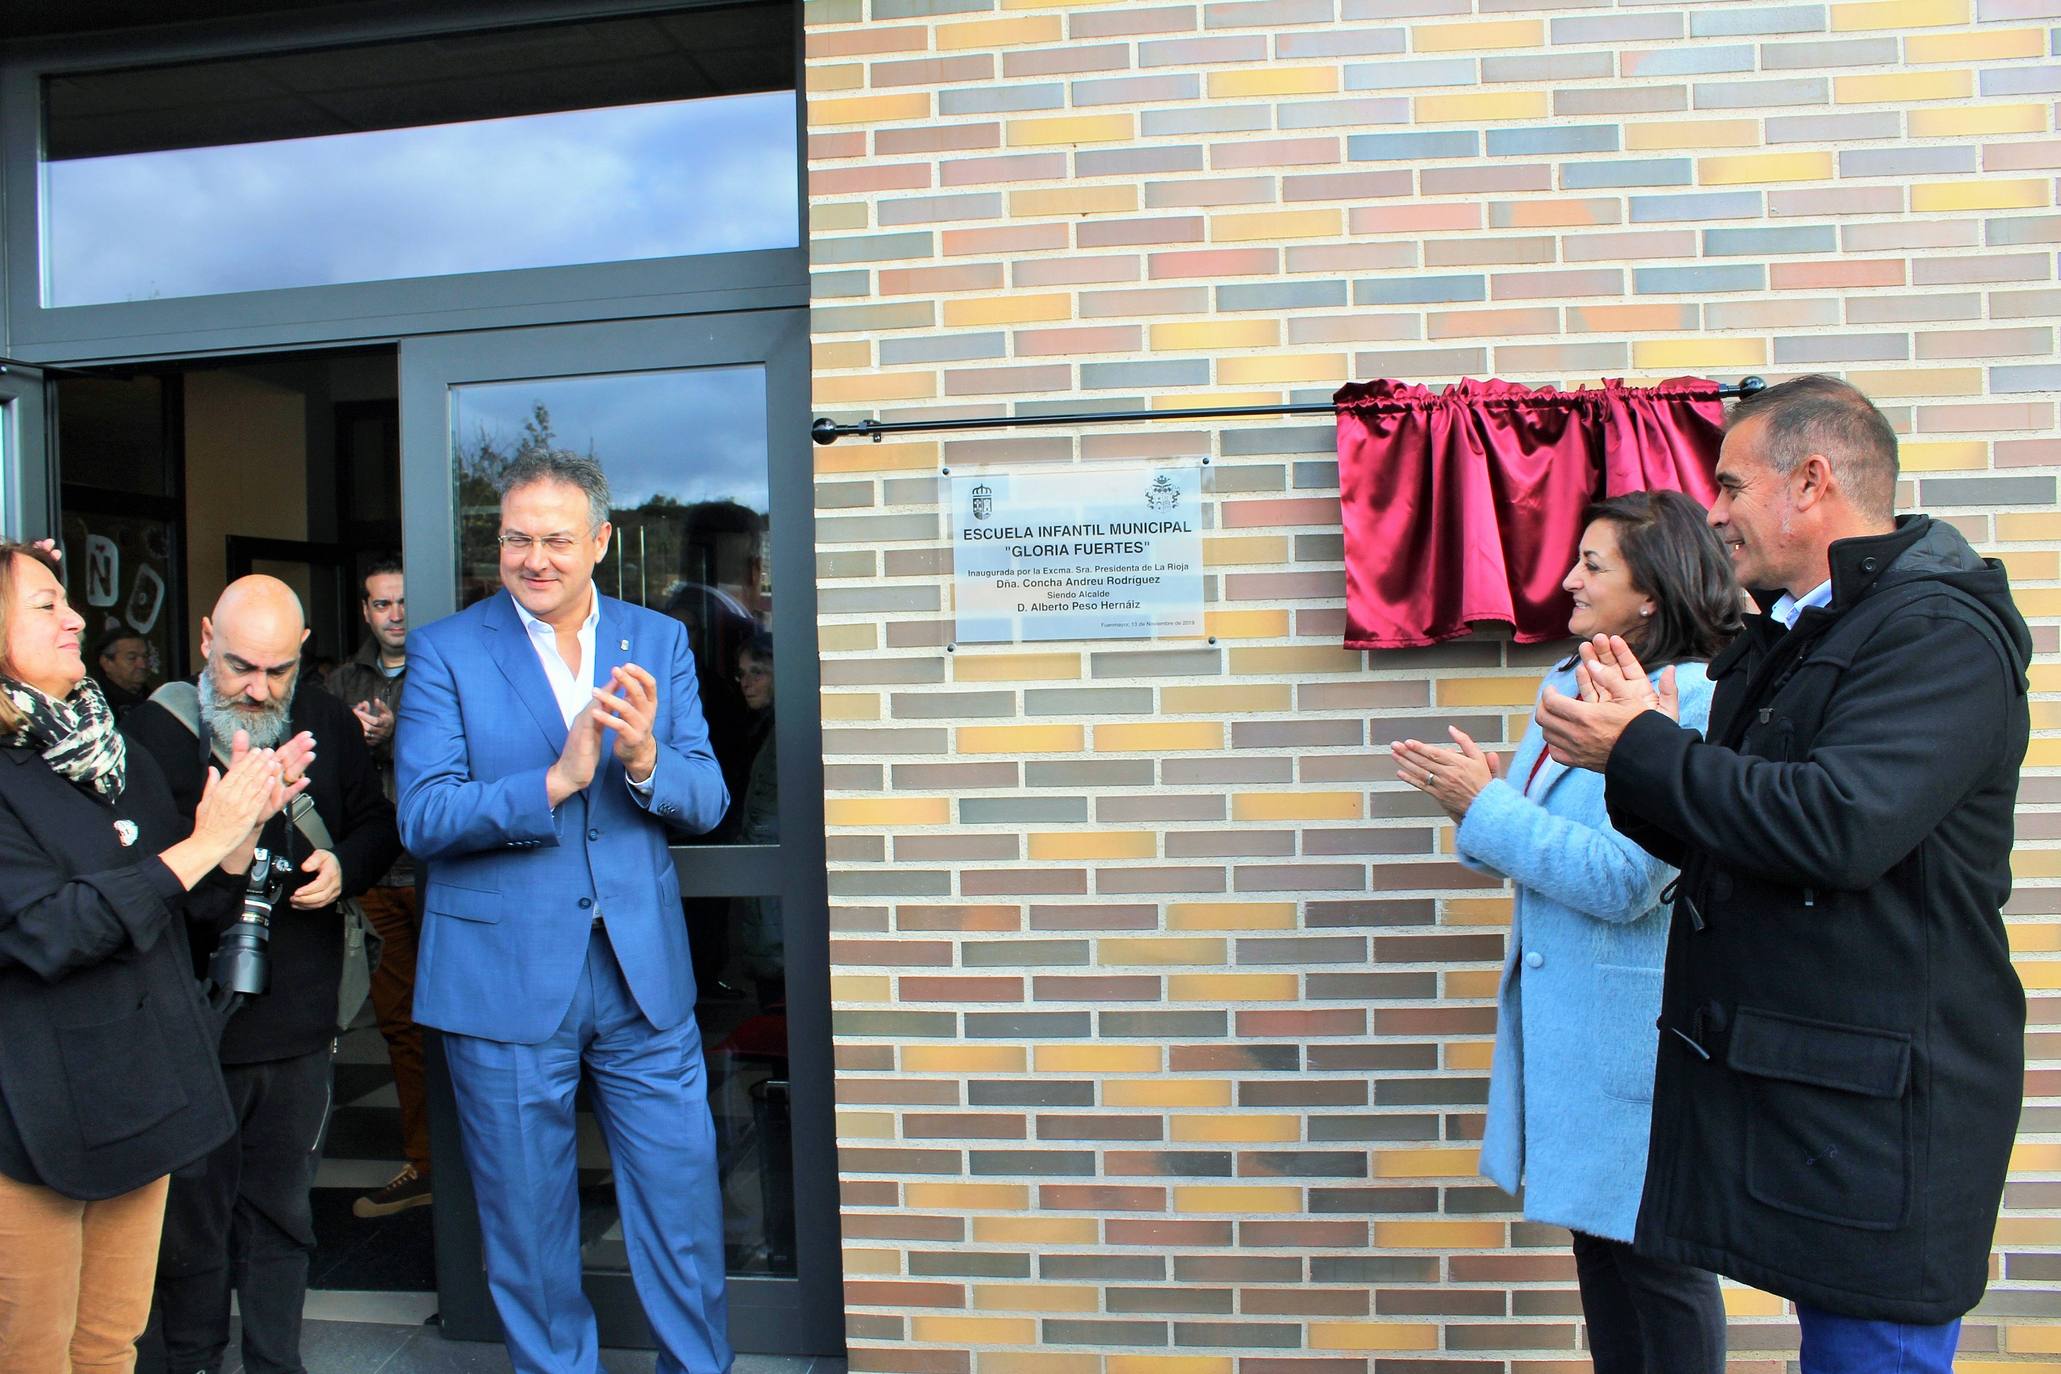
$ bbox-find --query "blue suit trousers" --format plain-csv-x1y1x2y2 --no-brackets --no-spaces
1797,1304,1961,1374
443,924,731,1374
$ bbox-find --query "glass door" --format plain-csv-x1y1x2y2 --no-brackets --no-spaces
399,311,838,1355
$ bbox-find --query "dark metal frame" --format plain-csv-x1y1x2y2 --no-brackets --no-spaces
813,376,1770,444
0,0,808,367
0,364,51,539
399,307,839,1355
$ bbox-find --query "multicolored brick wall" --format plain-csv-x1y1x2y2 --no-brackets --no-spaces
801,0,2061,1367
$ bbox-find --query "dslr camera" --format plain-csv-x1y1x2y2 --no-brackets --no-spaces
209,845,294,999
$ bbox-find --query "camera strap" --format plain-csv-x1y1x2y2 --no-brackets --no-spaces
148,680,380,1031
147,682,336,850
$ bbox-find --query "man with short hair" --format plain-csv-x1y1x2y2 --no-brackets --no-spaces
92,627,153,716
324,557,432,1217
1538,375,2029,1371
396,453,731,1374
127,575,399,1374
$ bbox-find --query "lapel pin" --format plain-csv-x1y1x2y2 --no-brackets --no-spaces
114,820,139,847
620,639,629,651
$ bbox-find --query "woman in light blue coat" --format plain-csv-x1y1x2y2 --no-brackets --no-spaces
1395,490,1742,1374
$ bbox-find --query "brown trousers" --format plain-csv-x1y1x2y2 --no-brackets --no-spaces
357,882,429,1174
0,1171,170,1373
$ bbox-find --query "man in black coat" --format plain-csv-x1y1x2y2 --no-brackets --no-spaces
1539,376,2029,1369
125,575,399,1374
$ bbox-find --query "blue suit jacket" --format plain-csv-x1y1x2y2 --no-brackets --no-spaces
395,590,729,1044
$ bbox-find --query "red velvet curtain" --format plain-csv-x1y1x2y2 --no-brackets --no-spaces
1336,377,1724,650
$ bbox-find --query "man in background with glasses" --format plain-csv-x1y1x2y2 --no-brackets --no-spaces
395,452,731,1374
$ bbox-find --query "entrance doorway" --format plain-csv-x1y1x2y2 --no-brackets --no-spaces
52,347,434,1297
47,315,834,1355
402,308,837,1356
55,350,403,693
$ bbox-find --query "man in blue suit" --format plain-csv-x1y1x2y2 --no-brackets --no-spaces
395,452,731,1374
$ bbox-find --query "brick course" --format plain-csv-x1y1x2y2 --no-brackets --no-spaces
804,0,2061,1365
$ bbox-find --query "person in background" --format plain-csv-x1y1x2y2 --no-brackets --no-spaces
0,540,300,1374
1394,490,1741,1374
1538,376,2029,1372
324,556,432,1217
92,628,153,719
733,630,780,998
734,630,776,847
126,576,398,1374
300,653,339,693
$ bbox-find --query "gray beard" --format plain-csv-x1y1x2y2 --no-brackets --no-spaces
199,669,296,752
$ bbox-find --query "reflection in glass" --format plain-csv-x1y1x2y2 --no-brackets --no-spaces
451,367,774,844
43,93,797,307
580,898,794,1278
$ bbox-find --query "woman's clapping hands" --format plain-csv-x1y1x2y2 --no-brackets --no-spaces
1393,726,1503,824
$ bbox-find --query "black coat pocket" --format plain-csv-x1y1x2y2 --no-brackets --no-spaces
1727,1005,1911,1231
57,994,191,1149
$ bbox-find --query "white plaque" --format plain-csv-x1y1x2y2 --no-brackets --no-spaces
950,464,1204,644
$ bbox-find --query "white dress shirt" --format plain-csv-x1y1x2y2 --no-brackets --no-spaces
511,589,656,797
1768,578,1833,631
513,589,600,728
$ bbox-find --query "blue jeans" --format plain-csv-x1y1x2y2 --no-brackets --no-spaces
1797,1303,1960,1374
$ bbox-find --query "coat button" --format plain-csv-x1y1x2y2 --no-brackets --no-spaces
1860,556,1879,573
578,897,593,910
588,828,601,841
1524,951,1544,969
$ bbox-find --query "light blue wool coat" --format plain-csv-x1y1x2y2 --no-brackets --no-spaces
1457,659,1714,1243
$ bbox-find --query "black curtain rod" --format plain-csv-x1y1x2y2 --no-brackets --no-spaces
812,375,1767,445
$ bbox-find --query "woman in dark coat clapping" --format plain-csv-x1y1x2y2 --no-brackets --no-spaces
0,541,304,1373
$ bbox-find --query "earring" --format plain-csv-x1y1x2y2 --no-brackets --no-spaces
1639,607,1653,617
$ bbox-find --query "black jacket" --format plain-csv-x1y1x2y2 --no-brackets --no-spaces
125,684,399,1065
323,637,412,885
1606,515,2029,1323
0,743,237,1200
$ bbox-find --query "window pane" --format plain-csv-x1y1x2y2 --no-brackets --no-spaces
41,7,797,307
451,366,775,846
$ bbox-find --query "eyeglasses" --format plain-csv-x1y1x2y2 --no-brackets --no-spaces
497,533,582,554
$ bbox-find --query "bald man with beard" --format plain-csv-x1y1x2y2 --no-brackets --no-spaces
124,576,399,1374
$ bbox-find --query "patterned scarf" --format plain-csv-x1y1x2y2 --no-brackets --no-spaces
2,673,128,801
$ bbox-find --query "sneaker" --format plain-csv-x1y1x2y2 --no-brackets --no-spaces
354,1164,432,1218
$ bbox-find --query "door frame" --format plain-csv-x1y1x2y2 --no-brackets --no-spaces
0,363,52,540
398,308,840,1356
